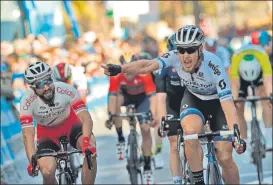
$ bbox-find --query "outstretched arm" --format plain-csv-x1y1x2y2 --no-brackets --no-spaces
101,59,160,76
121,59,159,74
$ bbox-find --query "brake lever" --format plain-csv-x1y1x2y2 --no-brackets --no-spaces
108,112,113,122
177,129,182,152
85,148,93,170
233,124,241,145
160,116,166,137
31,154,37,177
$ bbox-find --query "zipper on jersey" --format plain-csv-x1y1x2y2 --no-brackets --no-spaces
190,73,194,81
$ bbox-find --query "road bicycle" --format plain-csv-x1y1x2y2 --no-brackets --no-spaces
234,83,272,184
31,136,93,185
107,105,152,184
161,116,242,184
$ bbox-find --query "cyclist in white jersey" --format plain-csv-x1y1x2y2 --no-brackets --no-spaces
20,61,97,184
102,25,246,185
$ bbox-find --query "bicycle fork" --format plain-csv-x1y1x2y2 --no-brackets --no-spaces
206,142,223,185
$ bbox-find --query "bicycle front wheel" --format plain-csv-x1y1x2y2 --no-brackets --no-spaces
180,144,193,185
251,119,264,184
127,133,142,184
207,163,222,185
183,164,194,185
59,172,73,185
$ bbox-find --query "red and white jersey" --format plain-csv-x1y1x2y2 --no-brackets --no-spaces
20,82,86,128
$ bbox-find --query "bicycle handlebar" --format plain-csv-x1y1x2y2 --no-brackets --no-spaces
34,150,82,159
108,111,152,121
234,96,272,103
31,148,93,176
182,130,233,140
181,124,241,144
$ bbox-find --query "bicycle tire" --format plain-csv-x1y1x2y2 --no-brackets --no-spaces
180,144,193,185
251,119,264,184
59,172,73,185
183,164,194,185
68,154,79,183
207,163,222,185
127,133,141,184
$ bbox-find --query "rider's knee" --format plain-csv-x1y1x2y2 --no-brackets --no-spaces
181,114,204,134
217,151,234,168
236,102,245,112
181,122,200,135
40,164,56,179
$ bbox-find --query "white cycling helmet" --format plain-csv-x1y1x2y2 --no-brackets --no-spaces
174,25,205,47
24,61,52,85
239,54,261,82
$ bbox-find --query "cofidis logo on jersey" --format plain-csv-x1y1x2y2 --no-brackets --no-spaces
208,61,221,76
57,87,75,98
23,94,38,110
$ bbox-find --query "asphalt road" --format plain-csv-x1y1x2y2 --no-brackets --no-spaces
2,105,272,184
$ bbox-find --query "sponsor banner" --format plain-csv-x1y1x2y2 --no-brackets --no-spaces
1,97,21,165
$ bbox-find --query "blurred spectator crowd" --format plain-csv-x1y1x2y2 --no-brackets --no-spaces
1,29,272,111
0,32,171,111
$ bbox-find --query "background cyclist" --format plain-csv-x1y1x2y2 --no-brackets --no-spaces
106,52,157,184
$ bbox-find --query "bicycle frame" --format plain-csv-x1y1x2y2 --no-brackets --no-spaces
178,128,239,185
233,83,273,184
205,135,223,184
248,84,265,184
32,136,93,185
109,106,151,184
56,136,75,184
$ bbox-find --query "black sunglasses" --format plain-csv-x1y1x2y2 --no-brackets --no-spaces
33,78,53,89
177,46,199,54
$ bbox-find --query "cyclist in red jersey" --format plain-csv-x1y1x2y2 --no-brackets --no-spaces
20,61,97,184
52,62,88,104
106,53,157,184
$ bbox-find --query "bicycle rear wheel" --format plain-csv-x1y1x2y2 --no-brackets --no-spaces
127,133,142,184
207,163,222,185
251,120,264,184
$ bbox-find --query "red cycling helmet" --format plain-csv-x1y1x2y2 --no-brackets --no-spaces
52,63,72,83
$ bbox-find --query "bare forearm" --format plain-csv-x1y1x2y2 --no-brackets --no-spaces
22,128,36,162
264,76,272,96
149,95,157,118
121,60,159,74
221,100,239,130
231,79,240,99
156,93,167,122
78,111,93,137
108,96,117,114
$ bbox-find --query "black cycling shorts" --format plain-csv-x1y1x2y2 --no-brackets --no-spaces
166,93,184,137
239,72,263,98
121,92,151,123
180,89,228,132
